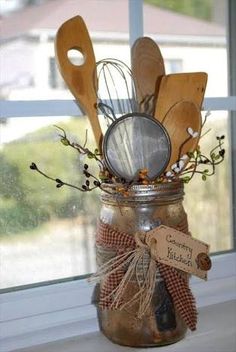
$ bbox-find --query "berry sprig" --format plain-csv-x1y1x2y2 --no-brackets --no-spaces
54,125,103,166
179,135,225,183
30,162,86,191
29,125,111,193
30,117,226,196
82,164,102,191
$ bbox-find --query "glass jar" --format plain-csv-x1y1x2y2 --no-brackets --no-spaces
95,181,188,347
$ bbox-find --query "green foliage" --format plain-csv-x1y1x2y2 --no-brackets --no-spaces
0,154,24,201
0,117,100,235
0,204,50,235
145,0,213,21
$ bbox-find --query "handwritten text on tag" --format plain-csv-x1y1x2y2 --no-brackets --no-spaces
146,225,210,280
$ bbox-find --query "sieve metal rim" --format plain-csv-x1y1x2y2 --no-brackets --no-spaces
102,112,171,181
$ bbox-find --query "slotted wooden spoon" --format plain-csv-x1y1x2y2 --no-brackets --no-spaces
162,100,202,171
55,15,102,149
131,37,165,114
154,72,207,123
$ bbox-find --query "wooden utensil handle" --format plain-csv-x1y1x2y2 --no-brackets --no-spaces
55,16,102,148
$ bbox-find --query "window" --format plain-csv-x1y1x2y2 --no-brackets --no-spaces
165,59,183,73
0,0,234,290
0,1,235,350
49,57,66,89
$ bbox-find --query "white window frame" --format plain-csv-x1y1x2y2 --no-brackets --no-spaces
0,1,236,350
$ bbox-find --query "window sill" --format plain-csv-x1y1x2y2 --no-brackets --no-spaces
0,252,236,352
13,300,236,352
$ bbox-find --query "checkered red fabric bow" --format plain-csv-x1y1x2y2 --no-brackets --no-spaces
96,221,197,331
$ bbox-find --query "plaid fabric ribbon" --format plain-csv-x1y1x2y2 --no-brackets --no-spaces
96,221,197,331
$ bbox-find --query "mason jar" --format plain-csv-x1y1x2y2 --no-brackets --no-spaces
95,181,189,347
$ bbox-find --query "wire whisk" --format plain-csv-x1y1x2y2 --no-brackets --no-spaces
96,58,139,125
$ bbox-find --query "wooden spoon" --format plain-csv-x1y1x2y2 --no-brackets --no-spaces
162,100,202,171
155,72,207,123
131,37,165,115
55,16,102,149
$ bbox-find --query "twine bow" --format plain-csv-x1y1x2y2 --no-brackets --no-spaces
92,221,197,331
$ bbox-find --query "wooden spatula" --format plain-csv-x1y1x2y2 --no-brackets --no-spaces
55,16,102,149
131,37,165,114
155,72,207,123
162,101,202,172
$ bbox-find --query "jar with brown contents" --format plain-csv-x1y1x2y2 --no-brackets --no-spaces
95,181,189,347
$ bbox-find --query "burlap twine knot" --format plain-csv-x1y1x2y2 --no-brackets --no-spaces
91,221,197,331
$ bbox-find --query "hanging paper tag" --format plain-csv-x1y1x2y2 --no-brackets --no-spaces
146,225,211,280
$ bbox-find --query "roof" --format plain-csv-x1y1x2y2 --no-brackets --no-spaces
0,0,225,41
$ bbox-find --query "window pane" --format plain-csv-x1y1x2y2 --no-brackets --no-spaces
183,111,232,253
0,0,130,289
0,116,98,289
144,0,232,252
0,0,233,291
0,0,130,101
144,0,227,96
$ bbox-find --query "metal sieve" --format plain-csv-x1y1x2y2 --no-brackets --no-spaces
102,113,171,181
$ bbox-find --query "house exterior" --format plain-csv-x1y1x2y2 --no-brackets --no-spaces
0,0,227,101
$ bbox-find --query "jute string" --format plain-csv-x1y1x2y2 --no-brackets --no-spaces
91,231,159,318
